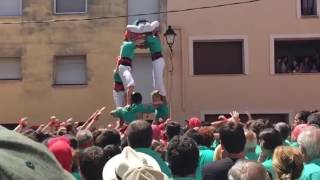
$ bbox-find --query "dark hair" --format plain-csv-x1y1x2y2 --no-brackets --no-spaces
103,144,121,161
198,127,215,147
307,112,320,127
274,122,290,141
165,121,181,140
131,92,143,104
247,119,272,137
79,146,108,180
127,120,152,148
296,110,311,124
95,129,121,148
184,129,203,145
167,136,199,177
259,128,282,151
219,122,246,154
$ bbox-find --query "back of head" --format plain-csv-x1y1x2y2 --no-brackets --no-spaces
219,122,246,154
95,129,121,148
76,130,94,149
80,146,107,180
259,128,283,152
272,146,304,180
184,128,203,146
228,160,270,180
165,121,181,140
0,126,75,180
274,122,290,141
127,120,152,148
131,92,143,104
296,110,311,124
198,127,215,147
103,144,121,161
167,135,199,177
307,112,320,127
247,119,272,137
297,126,320,162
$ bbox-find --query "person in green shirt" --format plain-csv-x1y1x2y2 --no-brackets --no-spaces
297,127,320,180
258,128,283,178
110,92,149,126
151,90,170,122
126,120,172,177
112,57,126,108
272,146,304,180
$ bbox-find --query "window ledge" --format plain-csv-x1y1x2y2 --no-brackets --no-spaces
300,15,319,19
191,74,248,77
52,84,88,88
273,72,320,76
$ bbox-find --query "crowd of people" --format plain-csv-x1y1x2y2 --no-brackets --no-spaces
275,56,320,74
2,106,320,180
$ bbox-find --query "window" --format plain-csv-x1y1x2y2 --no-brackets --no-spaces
192,40,245,75
0,0,21,16
54,0,87,14
204,113,289,124
128,0,160,24
0,57,22,80
301,0,317,16
54,55,87,85
274,39,320,74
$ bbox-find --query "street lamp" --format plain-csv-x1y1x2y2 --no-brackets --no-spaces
164,25,176,54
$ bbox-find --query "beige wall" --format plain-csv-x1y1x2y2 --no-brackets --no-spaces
0,0,127,125
167,0,320,122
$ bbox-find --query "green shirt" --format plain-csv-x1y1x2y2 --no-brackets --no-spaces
262,156,275,179
135,148,172,178
72,171,82,180
155,104,169,121
146,35,162,54
113,104,146,124
113,70,122,83
245,151,259,161
255,145,262,157
299,158,320,180
195,146,214,180
120,41,136,60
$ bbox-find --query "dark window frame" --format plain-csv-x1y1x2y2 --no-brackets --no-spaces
301,0,318,16
192,39,246,75
274,38,320,74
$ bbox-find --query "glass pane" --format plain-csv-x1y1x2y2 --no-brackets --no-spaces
128,0,160,25
0,58,21,79
55,0,86,13
0,0,21,16
55,56,87,85
193,41,244,75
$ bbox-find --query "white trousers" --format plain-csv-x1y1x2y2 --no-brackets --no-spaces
152,57,166,96
113,90,125,108
118,65,135,90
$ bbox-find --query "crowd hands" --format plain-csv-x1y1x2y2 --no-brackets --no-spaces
3,109,320,180
275,55,320,74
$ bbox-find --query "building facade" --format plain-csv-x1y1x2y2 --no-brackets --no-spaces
0,0,168,126
167,0,320,123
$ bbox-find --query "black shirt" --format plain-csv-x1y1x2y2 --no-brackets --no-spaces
202,157,238,180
